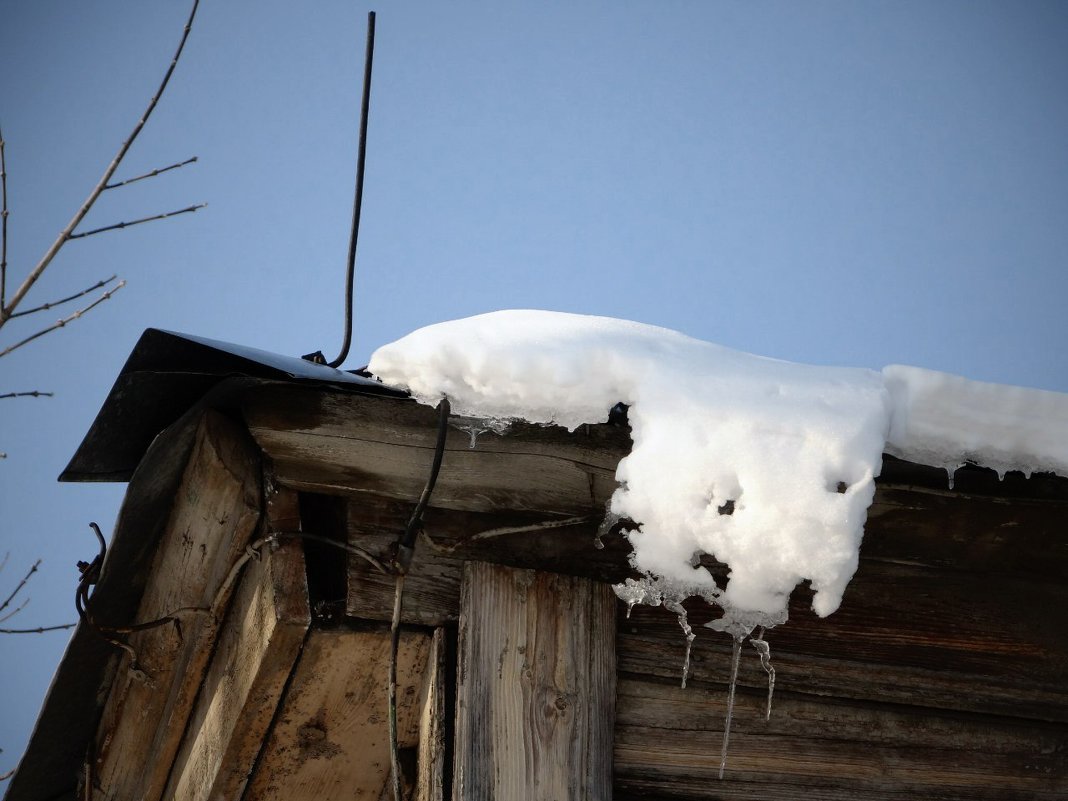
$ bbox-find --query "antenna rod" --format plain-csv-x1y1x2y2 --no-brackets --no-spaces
328,10,376,369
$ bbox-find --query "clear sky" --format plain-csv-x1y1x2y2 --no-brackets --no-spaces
1,0,1066,777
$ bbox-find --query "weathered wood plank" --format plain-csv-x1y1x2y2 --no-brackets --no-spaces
416,628,448,801
91,410,262,801
453,562,617,801
867,485,1068,579
244,385,627,515
243,628,431,800
165,519,311,801
613,679,1067,800
618,562,1068,722
346,495,629,626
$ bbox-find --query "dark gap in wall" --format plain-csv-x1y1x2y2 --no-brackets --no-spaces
298,492,350,625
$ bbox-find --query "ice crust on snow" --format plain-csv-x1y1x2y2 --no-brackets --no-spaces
369,310,1068,622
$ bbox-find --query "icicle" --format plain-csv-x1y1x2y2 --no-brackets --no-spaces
945,462,961,490
750,627,775,721
450,416,512,449
718,635,743,780
662,600,696,688
594,499,619,550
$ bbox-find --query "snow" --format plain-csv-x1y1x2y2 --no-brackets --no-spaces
883,365,1068,481
369,310,1068,625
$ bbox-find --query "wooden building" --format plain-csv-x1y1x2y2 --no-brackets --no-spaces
6,329,1067,800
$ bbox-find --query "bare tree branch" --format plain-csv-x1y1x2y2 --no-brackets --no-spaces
1,124,8,310
7,275,118,319
0,391,54,399
67,203,205,240
0,597,29,624
0,559,39,619
0,623,77,634
0,0,201,327
0,280,125,359
104,156,197,190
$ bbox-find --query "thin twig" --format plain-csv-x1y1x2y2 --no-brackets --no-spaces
0,559,40,617
0,623,76,634
0,391,54,399
0,281,125,359
103,156,197,190
0,597,29,624
7,275,117,319
0,0,201,326
66,204,205,240
1,123,8,310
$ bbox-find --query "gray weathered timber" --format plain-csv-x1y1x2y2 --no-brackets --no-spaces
244,384,628,514
416,628,449,801
90,410,262,801
454,562,617,801
165,489,311,801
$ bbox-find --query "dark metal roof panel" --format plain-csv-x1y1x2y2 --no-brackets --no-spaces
60,328,405,482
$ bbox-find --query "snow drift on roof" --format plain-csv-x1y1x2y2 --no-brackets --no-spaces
369,310,1068,623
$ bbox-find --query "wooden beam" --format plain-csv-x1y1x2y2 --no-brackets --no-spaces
453,563,617,801
243,384,627,515
165,488,311,801
90,410,262,801
242,627,432,800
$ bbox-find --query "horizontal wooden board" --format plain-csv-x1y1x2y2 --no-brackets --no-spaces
245,385,628,515
614,679,1067,801
617,559,1068,722
346,495,630,626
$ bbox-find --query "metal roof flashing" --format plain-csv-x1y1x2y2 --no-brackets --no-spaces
60,328,406,482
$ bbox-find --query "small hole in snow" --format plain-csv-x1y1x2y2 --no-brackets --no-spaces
836,481,848,494
717,499,735,516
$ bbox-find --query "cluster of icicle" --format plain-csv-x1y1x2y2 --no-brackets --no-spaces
613,574,780,779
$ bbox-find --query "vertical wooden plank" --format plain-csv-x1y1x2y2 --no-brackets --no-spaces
243,628,431,800
91,410,262,801
165,530,311,801
416,628,448,801
453,562,617,801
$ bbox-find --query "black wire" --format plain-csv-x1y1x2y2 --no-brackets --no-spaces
328,11,376,369
394,397,452,574
389,397,451,801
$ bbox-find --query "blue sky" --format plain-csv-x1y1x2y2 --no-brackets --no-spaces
2,0,1066,776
